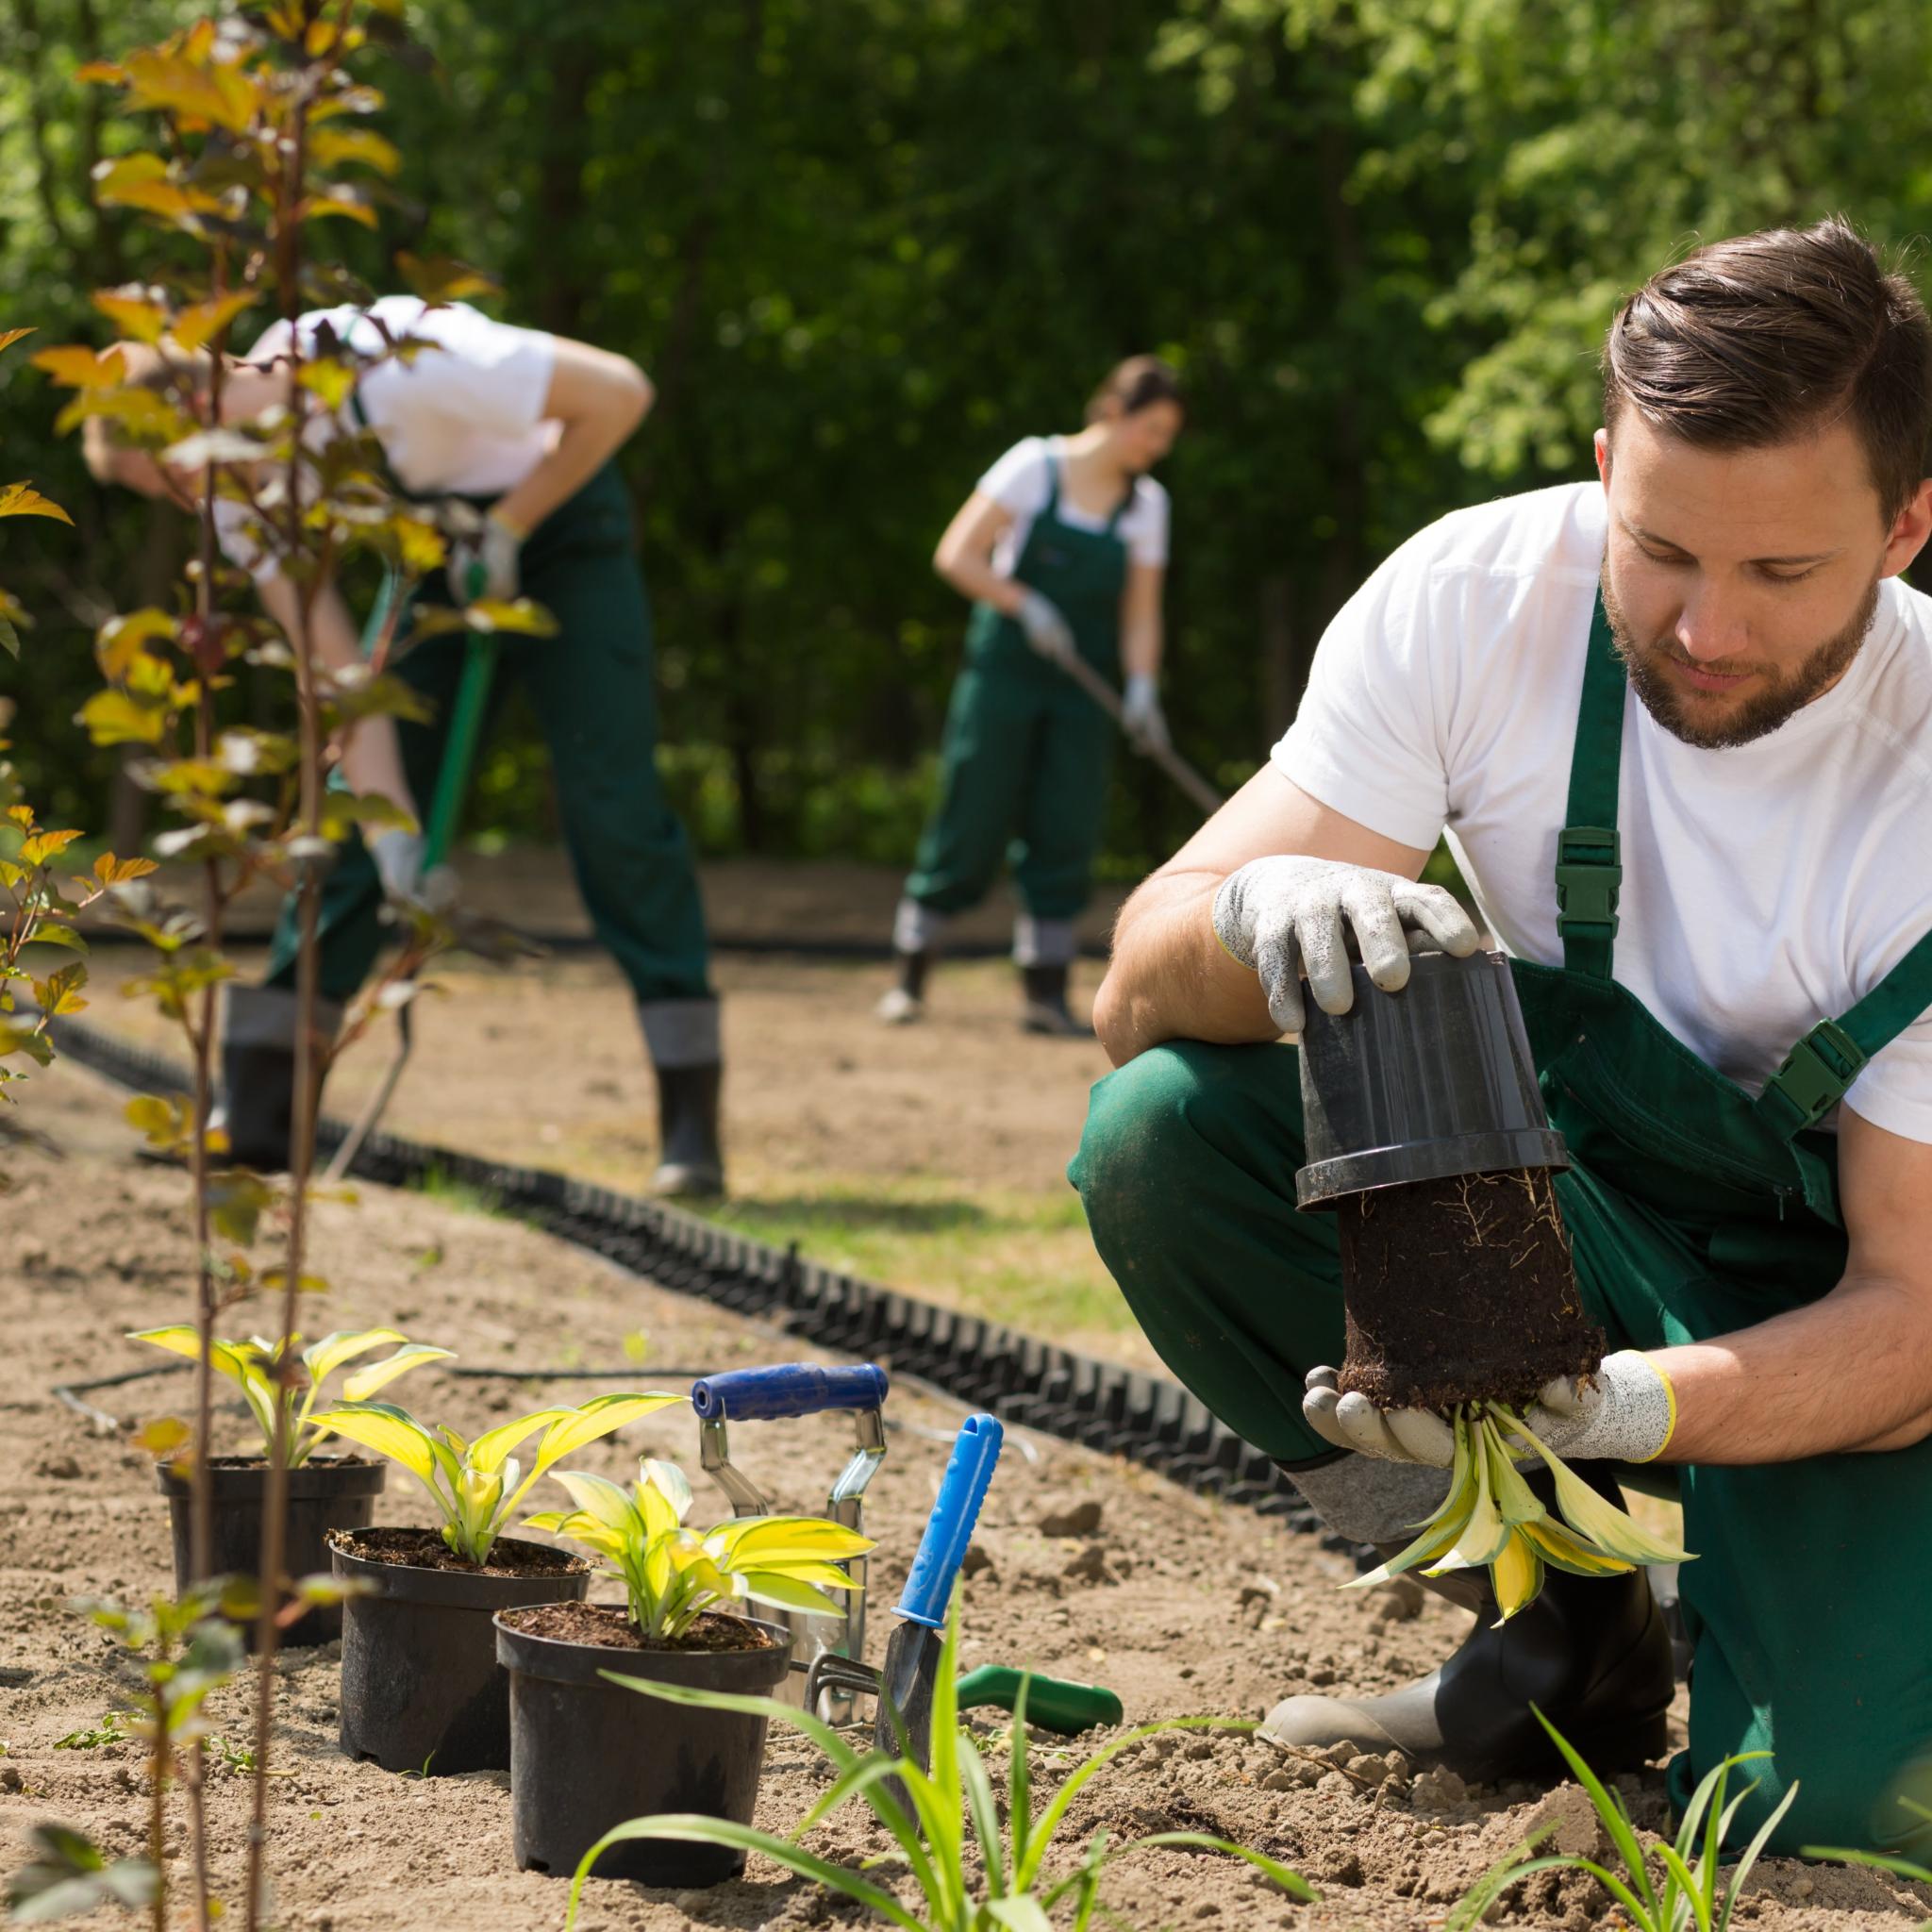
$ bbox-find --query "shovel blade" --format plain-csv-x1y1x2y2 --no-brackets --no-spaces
873,1621,942,1772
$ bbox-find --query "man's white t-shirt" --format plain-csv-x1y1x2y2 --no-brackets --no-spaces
977,436,1170,577
1274,481,1932,1145
214,297,557,572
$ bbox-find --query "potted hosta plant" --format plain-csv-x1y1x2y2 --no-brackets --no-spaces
500,1457,872,1885
312,1391,677,1773
130,1326,449,1645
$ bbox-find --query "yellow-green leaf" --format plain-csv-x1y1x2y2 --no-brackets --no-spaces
29,343,125,390
340,1343,454,1402
172,292,256,356
0,483,73,526
308,1405,441,1487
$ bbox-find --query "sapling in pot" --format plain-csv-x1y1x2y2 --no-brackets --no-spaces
501,1457,872,1884
1302,950,1690,1620
311,1391,677,1773
130,1325,449,1644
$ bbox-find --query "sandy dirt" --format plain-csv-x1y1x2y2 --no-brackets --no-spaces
2,1063,1925,1932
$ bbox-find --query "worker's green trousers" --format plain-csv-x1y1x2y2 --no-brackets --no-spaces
265,461,711,1007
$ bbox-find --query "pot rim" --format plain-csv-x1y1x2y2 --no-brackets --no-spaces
328,1528,591,1610
494,1604,793,1689
157,1454,387,1501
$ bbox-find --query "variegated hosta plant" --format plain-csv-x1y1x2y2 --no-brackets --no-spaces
311,1392,679,1565
525,1458,874,1642
129,1326,451,1468
1347,1406,1692,1624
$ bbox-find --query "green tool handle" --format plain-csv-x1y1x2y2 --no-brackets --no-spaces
421,557,498,870
955,1665,1122,1736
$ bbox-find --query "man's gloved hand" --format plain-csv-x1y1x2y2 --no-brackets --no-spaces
1210,854,1480,1034
1014,588,1075,666
446,508,524,607
1301,1351,1678,1467
368,826,424,904
1122,673,1170,755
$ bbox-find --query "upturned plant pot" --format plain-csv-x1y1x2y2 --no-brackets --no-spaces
495,1605,792,1886
158,1456,385,1648
329,1528,590,1774
1295,948,1568,1208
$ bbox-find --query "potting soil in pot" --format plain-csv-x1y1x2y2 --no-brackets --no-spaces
1336,1165,1604,1412
331,1525,585,1578
503,1602,779,1652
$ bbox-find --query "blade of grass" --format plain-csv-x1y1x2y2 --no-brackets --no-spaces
1532,1707,1664,1923
1716,1783,1800,1932
1104,1834,1316,1902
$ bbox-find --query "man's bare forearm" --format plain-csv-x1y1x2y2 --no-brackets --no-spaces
1093,869,1275,1065
1653,1272,1932,1463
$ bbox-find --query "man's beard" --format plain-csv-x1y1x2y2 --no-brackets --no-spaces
1601,573,1880,749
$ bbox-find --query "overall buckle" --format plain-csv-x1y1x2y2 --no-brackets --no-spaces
1555,825,1622,939
1764,1018,1868,1132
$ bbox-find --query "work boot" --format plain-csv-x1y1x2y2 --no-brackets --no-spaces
1260,1466,1674,1780
876,948,932,1025
639,998,725,1197
1020,963,1090,1037
212,984,342,1174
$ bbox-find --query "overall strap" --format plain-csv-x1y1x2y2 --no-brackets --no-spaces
1555,587,1626,981
1104,480,1133,536
1757,927,1932,1138
1041,452,1062,521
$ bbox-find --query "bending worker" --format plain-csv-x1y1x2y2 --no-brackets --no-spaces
880,357,1183,1035
86,296,724,1194
1072,221,1932,1854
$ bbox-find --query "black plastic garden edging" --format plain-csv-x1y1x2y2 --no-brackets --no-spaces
50,1015,1331,1539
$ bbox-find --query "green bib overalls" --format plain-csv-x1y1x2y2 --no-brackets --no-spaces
1073,591,1932,1854
903,460,1128,930
263,456,712,1008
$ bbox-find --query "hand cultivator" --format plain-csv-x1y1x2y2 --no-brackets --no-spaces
691,1362,891,1718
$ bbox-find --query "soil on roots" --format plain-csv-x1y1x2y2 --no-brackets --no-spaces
1337,1167,1604,1412
0,1063,1921,1931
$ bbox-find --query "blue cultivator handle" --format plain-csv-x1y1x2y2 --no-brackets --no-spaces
896,1413,1002,1630
691,1363,890,1424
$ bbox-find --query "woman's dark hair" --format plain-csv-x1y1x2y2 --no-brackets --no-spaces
1087,355,1184,424
1603,217,1932,520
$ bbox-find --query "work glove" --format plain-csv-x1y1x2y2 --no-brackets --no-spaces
1301,1353,1678,1468
1014,588,1075,667
1122,673,1170,755
368,826,424,904
1210,853,1479,1036
446,508,524,608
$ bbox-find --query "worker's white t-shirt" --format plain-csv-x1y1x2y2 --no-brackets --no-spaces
977,437,1170,576
214,297,557,573
1274,481,1932,1144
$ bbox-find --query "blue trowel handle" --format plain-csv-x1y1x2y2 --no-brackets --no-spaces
691,1363,890,1423
897,1413,1002,1630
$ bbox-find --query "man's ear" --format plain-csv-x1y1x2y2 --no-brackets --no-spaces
1593,427,1611,485
1881,475,1932,581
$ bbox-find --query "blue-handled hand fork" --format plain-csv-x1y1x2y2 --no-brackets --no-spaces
691,1363,890,1719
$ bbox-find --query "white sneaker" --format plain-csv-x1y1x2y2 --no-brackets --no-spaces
876,987,924,1025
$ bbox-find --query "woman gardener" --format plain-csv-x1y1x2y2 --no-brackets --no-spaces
879,357,1184,1035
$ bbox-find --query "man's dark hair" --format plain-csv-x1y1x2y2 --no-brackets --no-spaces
1087,355,1184,423
1603,217,1932,520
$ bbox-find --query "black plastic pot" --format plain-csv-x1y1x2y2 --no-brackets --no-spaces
158,1456,385,1647
1296,948,1568,1208
329,1530,590,1774
496,1607,792,1885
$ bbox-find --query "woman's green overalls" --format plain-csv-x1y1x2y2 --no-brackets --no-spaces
902,459,1128,943
262,455,712,1008
1073,590,1932,1853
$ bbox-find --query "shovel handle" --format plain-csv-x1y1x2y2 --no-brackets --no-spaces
691,1363,889,1423
955,1666,1123,1736
897,1412,1002,1629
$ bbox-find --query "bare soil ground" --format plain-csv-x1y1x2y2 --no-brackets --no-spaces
2,1063,1925,1932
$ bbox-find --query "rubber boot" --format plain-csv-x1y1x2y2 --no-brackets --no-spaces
213,985,342,1174
1020,963,1089,1037
876,949,932,1026
1260,1466,1674,1779
652,1062,724,1196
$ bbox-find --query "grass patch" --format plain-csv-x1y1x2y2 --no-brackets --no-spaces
408,1164,507,1219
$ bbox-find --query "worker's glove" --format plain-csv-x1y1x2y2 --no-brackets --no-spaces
446,508,523,607
1122,673,1170,755
368,826,424,904
1210,854,1479,1035
1301,1352,1677,1468
1014,588,1075,667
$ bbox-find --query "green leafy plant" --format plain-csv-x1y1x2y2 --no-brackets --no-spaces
312,1392,680,1565
127,1325,451,1467
1806,1797,1932,1928
5,1824,157,1925
1444,1707,1796,1932
563,1593,1313,1930
524,1457,873,1641
1348,1407,1691,1622
52,1712,133,1753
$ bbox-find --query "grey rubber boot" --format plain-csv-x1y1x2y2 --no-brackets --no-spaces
213,984,343,1174
1020,963,1089,1036
876,948,932,1025
639,998,724,1196
1261,1463,1674,1779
